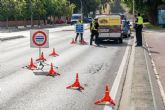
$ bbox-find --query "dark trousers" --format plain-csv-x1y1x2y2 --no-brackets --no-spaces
75,33,83,41
90,31,99,45
136,27,142,46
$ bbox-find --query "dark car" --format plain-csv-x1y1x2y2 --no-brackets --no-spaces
83,17,93,23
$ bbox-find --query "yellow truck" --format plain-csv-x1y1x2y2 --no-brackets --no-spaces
97,14,123,43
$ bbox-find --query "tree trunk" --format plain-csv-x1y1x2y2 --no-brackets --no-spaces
6,17,9,29
148,0,161,25
38,15,41,28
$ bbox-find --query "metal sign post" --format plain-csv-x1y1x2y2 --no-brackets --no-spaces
30,30,49,57
39,47,41,57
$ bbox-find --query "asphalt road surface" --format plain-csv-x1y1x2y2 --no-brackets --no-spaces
0,26,130,110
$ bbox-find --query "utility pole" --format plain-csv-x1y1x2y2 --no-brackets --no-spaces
80,0,83,20
133,0,135,22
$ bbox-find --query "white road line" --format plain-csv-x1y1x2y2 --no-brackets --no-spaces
104,39,132,110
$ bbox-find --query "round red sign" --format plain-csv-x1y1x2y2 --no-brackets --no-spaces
32,31,47,46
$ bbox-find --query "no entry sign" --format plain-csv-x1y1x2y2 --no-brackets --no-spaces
30,30,49,48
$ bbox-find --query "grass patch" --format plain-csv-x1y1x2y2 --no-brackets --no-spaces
144,22,163,30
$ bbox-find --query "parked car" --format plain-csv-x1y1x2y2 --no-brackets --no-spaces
71,14,82,25
55,19,65,24
83,17,93,23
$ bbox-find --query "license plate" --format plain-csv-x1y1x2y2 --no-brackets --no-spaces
98,29,109,32
99,33,109,37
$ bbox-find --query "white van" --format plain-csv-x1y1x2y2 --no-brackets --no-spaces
71,14,82,25
97,14,123,43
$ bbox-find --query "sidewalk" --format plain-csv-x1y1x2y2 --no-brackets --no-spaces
129,46,154,110
118,35,165,110
0,24,90,41
0,24,69,41
0,24,69,33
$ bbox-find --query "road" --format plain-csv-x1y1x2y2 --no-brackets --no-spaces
0,26,131,110
144,30,165,105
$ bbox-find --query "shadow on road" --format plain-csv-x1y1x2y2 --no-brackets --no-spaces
97,40,132,48
33,71,48,76
142,46,160,54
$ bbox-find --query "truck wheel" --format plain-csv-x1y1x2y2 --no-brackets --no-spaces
119,38,123,43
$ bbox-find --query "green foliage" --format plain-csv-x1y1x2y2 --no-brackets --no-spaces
144,22,163,30
0,0,76,21
122,0,164,24
0,0,104,21
69,0,101,15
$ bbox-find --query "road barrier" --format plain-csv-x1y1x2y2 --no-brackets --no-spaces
47,63,60,77
49,48,59,57
66,73,84,92
95,85,116,106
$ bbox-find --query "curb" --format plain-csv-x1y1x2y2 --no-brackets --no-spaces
118,36,135,110
0,35,25,41
118,35,156,110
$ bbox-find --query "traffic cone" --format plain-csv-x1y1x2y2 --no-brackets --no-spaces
70,38,76,44
95,85,115,106
36,52,46,62
80,39,87,45
27,58,37,70
66,73,84,91
47,63,60,76
49,48,59,57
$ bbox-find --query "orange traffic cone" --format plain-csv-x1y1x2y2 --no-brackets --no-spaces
66,73,84,91
47,63,60,76
49,48,59,57
70,38,76,44
27,58,37,70
36,52,46,62
80,39,87,45
95,85,115,106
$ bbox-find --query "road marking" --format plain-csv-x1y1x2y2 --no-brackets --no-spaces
104,38,132,110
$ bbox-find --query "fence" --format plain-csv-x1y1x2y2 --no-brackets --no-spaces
0,16,69,27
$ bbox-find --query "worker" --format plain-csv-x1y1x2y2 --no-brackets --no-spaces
90,18,99,45
75,18,84,43
135,13,143,46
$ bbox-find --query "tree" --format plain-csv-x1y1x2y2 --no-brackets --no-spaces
69,0,101,16
122,0,164,24
0,0,15,27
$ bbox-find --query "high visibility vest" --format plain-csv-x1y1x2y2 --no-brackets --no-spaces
91,21,97,31
137,16,143,25
77,20,83,24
